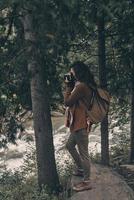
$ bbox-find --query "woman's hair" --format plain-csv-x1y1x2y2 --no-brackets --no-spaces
71,61,97,88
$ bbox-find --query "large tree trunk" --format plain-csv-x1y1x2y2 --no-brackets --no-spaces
22,10,60,191
98,16,109,166
130,58,134,163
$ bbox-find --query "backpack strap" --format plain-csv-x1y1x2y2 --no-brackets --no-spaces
81,87,109,112
80,88,94,111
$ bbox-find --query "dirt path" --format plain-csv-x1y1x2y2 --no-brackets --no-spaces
70,164,134,200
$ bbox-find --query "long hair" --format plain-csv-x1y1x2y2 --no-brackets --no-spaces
71,61,97,88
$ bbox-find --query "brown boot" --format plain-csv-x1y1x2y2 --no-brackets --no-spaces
73,181,92,192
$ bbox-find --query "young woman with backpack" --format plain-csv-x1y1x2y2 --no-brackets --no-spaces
64,61,98,192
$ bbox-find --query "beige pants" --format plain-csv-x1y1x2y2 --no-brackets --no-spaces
66,128,91,181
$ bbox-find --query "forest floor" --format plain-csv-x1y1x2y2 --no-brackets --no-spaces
69,163,134,200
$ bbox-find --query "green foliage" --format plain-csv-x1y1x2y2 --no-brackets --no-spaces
109,97,130,127
89,152,101,164
110,130,130,168
0,171,59,200
0,0,87,146
22,145,37,176
0,0,134,161
0,144,73,200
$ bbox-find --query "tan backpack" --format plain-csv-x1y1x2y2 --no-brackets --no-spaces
82,87,111,124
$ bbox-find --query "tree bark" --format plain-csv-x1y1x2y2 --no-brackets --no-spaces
98,16,109,166
22,10,60,191
130,58,134,163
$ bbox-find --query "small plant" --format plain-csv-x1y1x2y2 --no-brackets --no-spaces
90,152,101,164
0,144,74,200
21,144,37,177
110,130,130,168
0,169,60,200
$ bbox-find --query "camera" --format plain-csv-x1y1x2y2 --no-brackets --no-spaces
64,73,75,83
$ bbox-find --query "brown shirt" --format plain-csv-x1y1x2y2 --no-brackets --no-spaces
64,81,92,133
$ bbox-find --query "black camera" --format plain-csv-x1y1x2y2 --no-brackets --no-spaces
64,73,75,83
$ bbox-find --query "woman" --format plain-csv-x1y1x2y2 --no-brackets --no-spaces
64,61,97,192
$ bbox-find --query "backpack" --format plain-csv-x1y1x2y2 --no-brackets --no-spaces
82,87,111,124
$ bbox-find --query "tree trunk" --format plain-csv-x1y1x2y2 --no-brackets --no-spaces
22,10,60,191
130,58,134,163
98,16,109,166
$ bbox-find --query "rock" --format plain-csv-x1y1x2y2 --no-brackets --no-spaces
120,165,134,173
5,150,24,160
89,135,101,143
51,111,64,117
119,164,134,190
69,164,134,200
